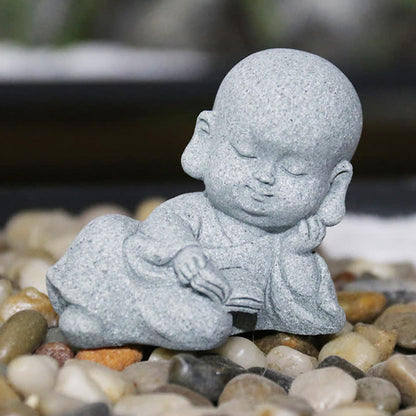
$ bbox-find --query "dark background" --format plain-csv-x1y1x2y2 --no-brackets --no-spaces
0,0,415,187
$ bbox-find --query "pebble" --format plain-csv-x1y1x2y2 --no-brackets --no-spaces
289,367,357,412
213,336,266,369
266,345,317,377
354,322,397,361
218,373,285,405
5,210,80,252
113,393,192,416
0,310,47,364
66,359,135,403
0,374,20,405
37,392,86,416
35,342,74,366
382,354,416,406
356,376,401,414
148,347,179,362
7,354,59,396
316,355,365,379
253,396,314,416
58,402,111,416
337,291,387,323
75,346,142,371
168,353,245,402
54,362,109,404
0,279,12,307
375,305,416,350
17,257,53,294
318,321,354,345
332,271,357,290
0,403,39,416
0,251,18,280
248,367,294,392
317,403,388,416
318,332,380,372
345,259,398,280
134,197,166,221
255,332,319,357
154,384,214,407
122,361,170,393
0,287,58,327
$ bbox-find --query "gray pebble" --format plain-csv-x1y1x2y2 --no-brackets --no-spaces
317,355,366,379
57,402,111,416
248,366,294,392
168,353,245,402
0,310,47,364
356,376,401,414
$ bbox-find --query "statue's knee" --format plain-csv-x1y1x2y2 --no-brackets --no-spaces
195,307,232,349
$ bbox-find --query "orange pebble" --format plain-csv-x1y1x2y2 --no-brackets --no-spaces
75,346,143,371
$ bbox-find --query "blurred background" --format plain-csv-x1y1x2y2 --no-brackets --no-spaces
0,0,415,217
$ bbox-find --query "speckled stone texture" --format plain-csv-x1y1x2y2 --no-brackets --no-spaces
47,48,362,350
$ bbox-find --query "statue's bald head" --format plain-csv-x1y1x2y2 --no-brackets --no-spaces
212,49,362,163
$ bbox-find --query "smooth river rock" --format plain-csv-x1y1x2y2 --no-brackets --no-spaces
289,367,357,412
266,345,317,377
168,353,245,402
318,332,380,371
316,355,365,379
337,291,386,323
248,367,294,392
218,373,286,405
356,376,401,414
122,360,170,393
0,310,47,364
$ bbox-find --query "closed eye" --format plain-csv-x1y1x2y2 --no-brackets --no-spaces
281,166,307,177
230,143,257,159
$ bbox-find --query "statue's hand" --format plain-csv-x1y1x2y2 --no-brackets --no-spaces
173,245,230,303
282,216,326,254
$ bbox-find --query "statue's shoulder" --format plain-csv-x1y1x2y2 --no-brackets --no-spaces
157,192,210,215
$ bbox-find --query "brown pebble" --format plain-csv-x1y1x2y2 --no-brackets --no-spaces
337,291,386,323
255,332,319,357
35,342,74,366
396,407,416,416
154,384,214,407
375,310,416,350
75,346,142,371
354,323,397,361
218,373,286,405
0,287,58,327
333,271,356,290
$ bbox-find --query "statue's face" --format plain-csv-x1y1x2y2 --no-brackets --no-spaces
203,113,336,232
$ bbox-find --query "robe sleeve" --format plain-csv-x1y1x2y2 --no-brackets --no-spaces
126,194,203,266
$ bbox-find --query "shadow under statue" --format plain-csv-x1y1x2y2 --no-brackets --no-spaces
47,49,363,350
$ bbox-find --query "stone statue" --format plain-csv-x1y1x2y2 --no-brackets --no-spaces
47,49,363,350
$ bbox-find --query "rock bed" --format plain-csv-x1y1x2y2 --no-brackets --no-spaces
1,200,416,416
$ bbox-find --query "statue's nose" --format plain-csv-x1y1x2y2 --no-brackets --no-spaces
253,164,275,185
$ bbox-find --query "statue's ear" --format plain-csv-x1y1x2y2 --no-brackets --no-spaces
317,160,353,227
181,110,214,180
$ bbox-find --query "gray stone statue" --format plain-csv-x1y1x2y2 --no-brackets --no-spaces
47,49,363,350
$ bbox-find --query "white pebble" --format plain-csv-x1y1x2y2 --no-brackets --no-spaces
7,355,59,396
289,367,357,412
0,278,12,306
213,336,266,369
319,332,380,372
42,232,79,261
54,362,109,404
67,359,135,403
38,392,86,416
80,204,130,226
113,393,191,416
266,345,317,377
17,257,52,294
122,361,169,393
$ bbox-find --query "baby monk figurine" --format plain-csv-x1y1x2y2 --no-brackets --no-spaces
47,49,363,350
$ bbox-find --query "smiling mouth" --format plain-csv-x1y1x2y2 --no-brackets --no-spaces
245,185,274,202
